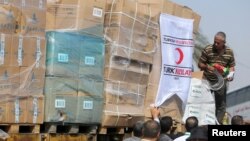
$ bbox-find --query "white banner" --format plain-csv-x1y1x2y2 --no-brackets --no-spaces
155,14,194,106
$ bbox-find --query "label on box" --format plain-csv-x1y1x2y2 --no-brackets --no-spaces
0,34,5,65
15,99,20,123
39,0,44,9
36,37,41,68
21,0,25,7
55,99,66,108
18,36,23,66
84,56,95,65
93,7,103,18
83,100,93,109
58,53,69,63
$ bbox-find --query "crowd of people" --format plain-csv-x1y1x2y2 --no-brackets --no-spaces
123,107,246,141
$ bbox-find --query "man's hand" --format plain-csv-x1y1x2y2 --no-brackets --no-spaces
207,65,215,71
150,107,160,122
227,71,235,81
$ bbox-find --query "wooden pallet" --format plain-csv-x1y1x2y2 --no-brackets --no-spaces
47,133,97,141
0,133,95,141
98,127,133,135
41,122,98,134
0,124,41,133
0,133,46,141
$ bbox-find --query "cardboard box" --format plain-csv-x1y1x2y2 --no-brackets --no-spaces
106,43,154,64
105,26,156,56
191,71,204,79
105,80,146,105
104,0,161,64
102,104,144,127
0,67,19,95
19,67,45,96
79,35,105,80
20,8,46,37
78,77,104,98
46,2,77,30
105,56,150,85
77,0,106,37
44,94,78,123
0,34,12,66
46,0,106,37
105,0,161,27
7,95,27,123
45,31,80,78
76,96,104,124
10,35,44,67
104,13,158,39
161,0,201,33
0,4,22,34
44,77,78,96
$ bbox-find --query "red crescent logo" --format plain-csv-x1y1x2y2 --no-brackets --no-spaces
175,48,184,64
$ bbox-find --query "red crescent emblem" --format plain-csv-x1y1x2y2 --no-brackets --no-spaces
175,48,184,64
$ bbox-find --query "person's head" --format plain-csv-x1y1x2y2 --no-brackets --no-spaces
231,115,244,125
160,116,173,133
185,116,199,132
133,120,144,137
142,120,161,140
213,31,226,50
186,126,208,141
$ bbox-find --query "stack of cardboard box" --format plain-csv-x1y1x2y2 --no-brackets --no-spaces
44,0,106,124
0,0,46,124
103,0,201,127
102,0,163,127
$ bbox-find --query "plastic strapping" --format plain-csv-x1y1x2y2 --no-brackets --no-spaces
145,0,152,33
106,0,115,80
116,81,121,104
115,105,120,126
128,2,138,60
75,0,80,29
138,62,143,84
121,59,129,82
108,0,116,27
136,84,140,105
